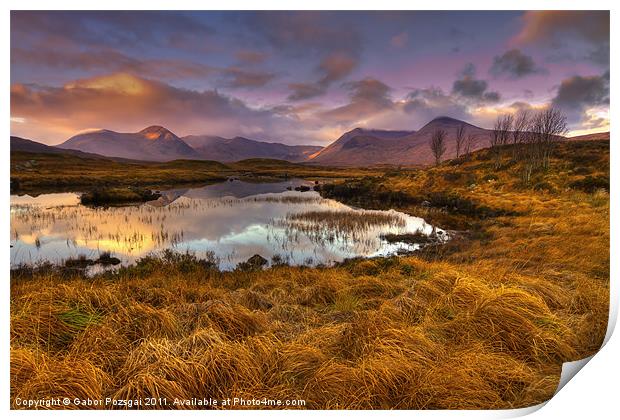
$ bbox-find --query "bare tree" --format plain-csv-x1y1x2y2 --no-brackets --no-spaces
537,107,567,169
464,133,478,157
429,129,447,166
490,117,503,148
490,114,513,168
511,109,529,159
499,114,513,146
455,124,466,159
522,107,567,183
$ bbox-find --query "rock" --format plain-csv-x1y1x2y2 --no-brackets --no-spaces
65,256,96,268
294,185,311,192
246,254,268,267
97,254,121,265
421,200,431,207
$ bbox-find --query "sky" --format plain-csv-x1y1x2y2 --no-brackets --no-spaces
10,10,610,146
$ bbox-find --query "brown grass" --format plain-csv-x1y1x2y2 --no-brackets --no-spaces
10,140,609,409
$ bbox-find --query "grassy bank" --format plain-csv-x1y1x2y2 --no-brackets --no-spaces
79,187,161,206
10,140,609,409
10,151,377,194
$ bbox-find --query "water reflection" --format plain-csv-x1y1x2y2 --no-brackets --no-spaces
10,180,447,270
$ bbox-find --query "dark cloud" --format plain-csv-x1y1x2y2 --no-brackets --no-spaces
221,67,276,88
11,47,216,80
490,49,547,79
515,11,609,45
246,11,362,58
508,101,535,112
287,83,326,101
345,79,392,104
453,77,487,98
586,45,610,67
288,52,358,101
402,87,470,121
318,53,357,85
551,72,609,122
319,78,393,123
452,64,500,103
11,11,215,52
515,11,609,67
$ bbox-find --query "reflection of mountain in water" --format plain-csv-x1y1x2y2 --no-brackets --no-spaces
153,179,311,204
147,189,190,207
10,180,446,271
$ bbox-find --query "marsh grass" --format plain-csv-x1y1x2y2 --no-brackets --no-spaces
11,152,377,194
10,140,609,409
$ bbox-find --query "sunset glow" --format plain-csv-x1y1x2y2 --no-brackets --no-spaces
10,11,609,145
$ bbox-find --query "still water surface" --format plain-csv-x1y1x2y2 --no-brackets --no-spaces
10,180,447,270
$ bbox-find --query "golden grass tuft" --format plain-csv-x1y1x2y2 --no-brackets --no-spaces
10,140,609,409
12,355,112,409
203,302,267,340
113,303,180,343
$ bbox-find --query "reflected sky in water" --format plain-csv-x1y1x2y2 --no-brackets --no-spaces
10,180,446,270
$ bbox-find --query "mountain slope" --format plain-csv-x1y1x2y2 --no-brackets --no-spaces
58,126,200,162
308,128,415,163
308,117,493,166
567,131,610,142
10,136,138,161
183,135,322,162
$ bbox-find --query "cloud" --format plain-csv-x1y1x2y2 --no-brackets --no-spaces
12,46,275,88
551,72,610,123
221,67,276,88
11,47,216,80
513,11,609,66
246,11,362,58
318,52,357,85
452,64,500,103
514,11,609,45
287,51,358,101
11,11,216,52
287,83,327,101
318,78,393,123
489,49,547,79
401,87,470,122
10,73,296,143
235,50,268,64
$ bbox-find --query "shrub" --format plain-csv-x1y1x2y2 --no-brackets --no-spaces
569,176,609,193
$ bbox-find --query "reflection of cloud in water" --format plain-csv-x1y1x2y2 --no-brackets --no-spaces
10,180,446,270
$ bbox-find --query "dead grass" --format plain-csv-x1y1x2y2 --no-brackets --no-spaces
10,140,609,409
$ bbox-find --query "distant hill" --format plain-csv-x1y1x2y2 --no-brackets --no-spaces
307,117,491,166
183,135,322,162
16,119,603,168
567,132,610,142
58,126,200,162
54,126,322,163
10,136,136,161
307,128,415,164
306,117,607,167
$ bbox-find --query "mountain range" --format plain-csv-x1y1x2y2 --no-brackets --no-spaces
182,135,322,162
308,117,492,166
11,117,609,166
56,126,321,163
